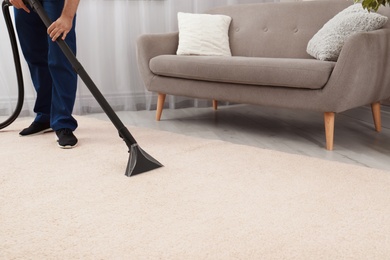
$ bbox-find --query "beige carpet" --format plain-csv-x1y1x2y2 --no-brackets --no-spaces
1,116,390,259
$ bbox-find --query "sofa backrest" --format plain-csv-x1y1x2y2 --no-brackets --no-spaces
207,1,389,59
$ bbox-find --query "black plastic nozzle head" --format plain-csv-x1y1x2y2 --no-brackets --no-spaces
125,144,163,177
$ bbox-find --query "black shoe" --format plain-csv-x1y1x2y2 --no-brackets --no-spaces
19,121,52,136
56,128,78,149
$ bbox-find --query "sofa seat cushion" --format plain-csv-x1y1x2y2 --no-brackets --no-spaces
150,55,335,89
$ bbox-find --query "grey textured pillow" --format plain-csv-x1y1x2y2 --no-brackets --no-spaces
307,4,388,61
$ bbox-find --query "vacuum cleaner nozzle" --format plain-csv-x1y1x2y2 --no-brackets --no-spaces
126,144,163,177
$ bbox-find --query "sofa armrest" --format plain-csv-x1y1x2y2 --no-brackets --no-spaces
136,32,179,89
325,28,390,111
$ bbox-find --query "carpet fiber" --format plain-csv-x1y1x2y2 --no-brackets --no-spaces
1,116,390,259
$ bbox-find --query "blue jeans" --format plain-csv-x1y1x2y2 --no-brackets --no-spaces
14,0,78,131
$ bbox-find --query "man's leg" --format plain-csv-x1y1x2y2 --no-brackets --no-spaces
44,0,78,132
14,5,53,135
43,0,78,148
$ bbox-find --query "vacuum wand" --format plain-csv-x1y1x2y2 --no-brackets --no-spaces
22,0,163,176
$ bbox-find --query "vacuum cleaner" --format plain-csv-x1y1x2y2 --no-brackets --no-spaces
1,0,163,177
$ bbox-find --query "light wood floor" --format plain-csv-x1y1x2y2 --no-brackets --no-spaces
87,104,390,172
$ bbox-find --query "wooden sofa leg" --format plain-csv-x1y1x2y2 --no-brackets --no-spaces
156,93,166,121
371,102,382,132
212,100,218,110
324,112,335,151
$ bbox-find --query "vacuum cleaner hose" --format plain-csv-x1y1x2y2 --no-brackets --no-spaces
0,0,25,130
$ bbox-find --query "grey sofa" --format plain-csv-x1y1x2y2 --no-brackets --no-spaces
136,0,390,150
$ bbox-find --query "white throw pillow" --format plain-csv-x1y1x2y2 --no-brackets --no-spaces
176,12,232,56
307,3,388,61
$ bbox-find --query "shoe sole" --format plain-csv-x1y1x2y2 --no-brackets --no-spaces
57,143,78,149
19,128,54,137
55,136,78,149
